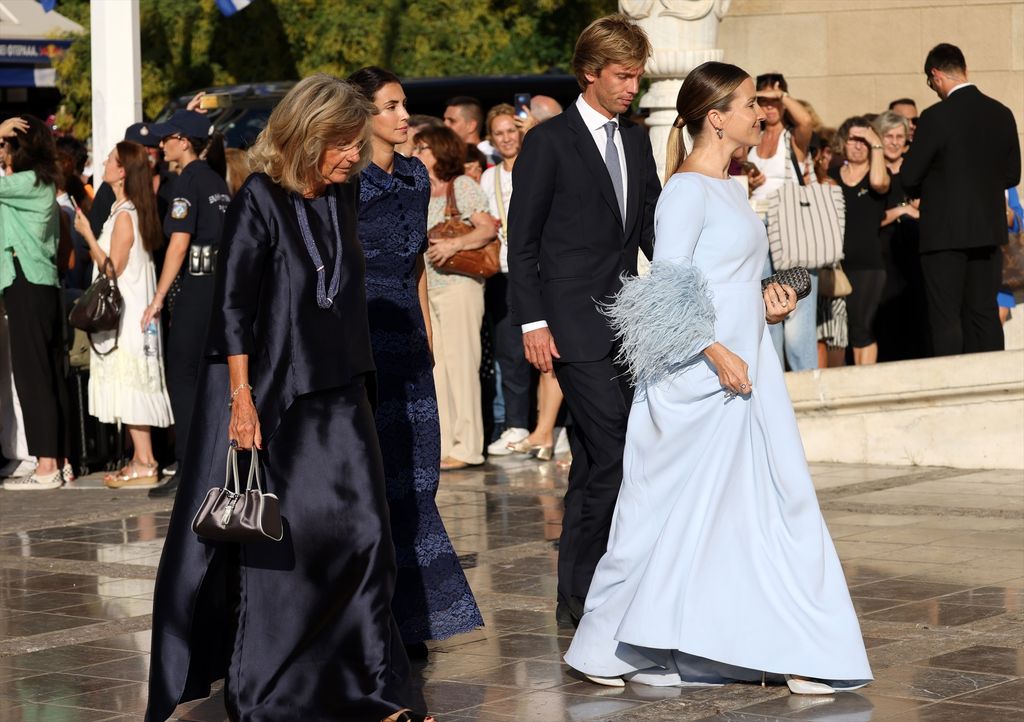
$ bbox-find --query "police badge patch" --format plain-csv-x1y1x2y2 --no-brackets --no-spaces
171,198,191,220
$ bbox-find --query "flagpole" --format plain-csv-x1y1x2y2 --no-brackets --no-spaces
90,0,142,172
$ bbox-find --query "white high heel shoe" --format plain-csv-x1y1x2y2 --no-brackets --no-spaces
785,675,835,695
584,673,625,688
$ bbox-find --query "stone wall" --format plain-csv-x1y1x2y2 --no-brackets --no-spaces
786,350,1024,470
718,0,1024,175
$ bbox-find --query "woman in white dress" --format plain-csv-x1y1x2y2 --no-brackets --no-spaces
73,141,172,488
564,62,872,694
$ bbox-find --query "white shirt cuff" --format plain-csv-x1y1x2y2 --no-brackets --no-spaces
521,320,548,333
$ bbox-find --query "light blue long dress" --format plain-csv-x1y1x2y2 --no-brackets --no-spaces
563,172,872,687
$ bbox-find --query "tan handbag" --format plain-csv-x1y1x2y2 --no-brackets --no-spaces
428,182,499,280
819,263,853,298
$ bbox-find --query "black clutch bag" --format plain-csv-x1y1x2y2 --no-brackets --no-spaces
761,266,812,300
192,446,283,543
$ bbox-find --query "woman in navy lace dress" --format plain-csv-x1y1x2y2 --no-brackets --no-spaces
350,67,483,657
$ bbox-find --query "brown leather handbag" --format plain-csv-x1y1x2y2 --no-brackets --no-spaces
428,182,500,279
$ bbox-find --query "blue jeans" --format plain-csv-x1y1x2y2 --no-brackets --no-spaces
765,258,819,371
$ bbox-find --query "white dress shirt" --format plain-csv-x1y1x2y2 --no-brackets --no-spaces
521,95,627,334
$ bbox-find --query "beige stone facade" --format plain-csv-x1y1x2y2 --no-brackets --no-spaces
717,0,1024,172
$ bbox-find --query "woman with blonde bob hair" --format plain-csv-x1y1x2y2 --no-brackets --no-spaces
146,73,434,722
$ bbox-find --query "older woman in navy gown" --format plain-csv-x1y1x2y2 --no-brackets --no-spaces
146,75,433,722
349,66,482,658
564,62,872,694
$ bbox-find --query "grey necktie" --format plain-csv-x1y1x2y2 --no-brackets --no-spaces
603,121,625,225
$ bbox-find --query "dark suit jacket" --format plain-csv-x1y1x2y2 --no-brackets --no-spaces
900,85,1021,253
507,103,660,363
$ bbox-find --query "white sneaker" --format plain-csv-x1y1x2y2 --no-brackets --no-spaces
4,469,63,490
487,427,529,456
554,426,570,455
0,459,36,478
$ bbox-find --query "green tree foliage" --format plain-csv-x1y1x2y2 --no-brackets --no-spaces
52,0,615,139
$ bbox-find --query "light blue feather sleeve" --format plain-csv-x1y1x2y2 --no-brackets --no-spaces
602,174,716,387
601,261,716,387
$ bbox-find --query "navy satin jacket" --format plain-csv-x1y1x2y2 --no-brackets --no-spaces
205,172,375,440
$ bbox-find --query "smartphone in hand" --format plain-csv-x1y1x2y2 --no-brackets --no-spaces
514,93,531,119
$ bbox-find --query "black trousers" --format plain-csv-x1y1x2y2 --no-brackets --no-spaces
486,273,531,429
5,261,69,459
920,246,1004,356
553,353,632,608
166,274,215,465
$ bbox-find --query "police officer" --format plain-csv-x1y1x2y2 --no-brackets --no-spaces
142,110,229,497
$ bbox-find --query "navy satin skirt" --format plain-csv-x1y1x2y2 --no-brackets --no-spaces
146,372,409,722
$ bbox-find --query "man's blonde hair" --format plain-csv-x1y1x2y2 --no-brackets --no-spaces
572,14,652,91
248,73,375,194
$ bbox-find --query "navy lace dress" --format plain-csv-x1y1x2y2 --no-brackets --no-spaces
358,155,483,643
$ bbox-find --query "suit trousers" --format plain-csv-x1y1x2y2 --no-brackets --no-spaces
429,280,485,465
554,354,633,609
486,273,531,430
4,261,69,459
920,246,1004,356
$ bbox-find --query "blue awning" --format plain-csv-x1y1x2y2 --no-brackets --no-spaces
0,66,56,87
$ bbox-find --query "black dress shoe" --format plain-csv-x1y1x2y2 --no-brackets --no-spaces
556,599,583,629
148,473,180,498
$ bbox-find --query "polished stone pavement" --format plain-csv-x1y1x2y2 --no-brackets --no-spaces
0,456,1021,721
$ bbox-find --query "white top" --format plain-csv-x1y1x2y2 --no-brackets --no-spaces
747,129,791,202
480,163,513,273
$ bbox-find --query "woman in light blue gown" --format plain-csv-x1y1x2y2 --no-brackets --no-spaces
564,62,872,694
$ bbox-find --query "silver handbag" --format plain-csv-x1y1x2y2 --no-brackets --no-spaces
192,446,283,542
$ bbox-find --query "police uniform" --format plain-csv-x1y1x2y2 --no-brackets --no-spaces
163,158,230,468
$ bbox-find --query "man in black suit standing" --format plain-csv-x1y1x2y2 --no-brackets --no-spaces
507,14,660,626
901,43,1021,356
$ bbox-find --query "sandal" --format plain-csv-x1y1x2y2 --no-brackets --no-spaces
384,711,435,722
439,457,468,471
104,461,159,489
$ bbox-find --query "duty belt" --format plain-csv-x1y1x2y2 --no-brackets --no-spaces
188,245,218,276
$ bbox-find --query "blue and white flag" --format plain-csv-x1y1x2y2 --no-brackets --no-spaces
216,0,253,16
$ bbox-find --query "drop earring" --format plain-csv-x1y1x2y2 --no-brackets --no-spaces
715,126,724,140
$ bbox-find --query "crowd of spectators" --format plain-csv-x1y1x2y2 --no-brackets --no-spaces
1,43,1020,484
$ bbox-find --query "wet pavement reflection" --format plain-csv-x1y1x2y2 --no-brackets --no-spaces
0,457,1021,720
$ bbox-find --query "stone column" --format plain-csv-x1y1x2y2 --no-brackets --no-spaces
90,0,143,168
620,0,732,181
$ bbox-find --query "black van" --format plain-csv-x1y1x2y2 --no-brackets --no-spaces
157,72,582,148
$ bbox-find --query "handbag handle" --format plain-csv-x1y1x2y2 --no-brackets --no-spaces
99,257,118,284
444,181,462,221
223,446,264,495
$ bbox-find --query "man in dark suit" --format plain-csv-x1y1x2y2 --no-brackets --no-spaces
507,14,661,627
901,43,1021,356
